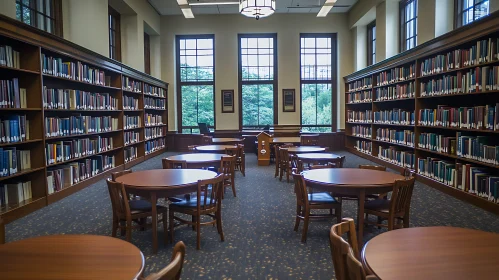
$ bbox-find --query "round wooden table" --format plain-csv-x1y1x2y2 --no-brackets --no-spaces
0,235,144,279
362,227,499,280
166,153,225,169
212,138,243,144
302,168,404,245
271,137,301,144
115,169,217,254
296,153,341,171
286,146,326,154
195,145,236,153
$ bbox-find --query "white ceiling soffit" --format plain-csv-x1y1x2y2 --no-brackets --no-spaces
148,0,358,16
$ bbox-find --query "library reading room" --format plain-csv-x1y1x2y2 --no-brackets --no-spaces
1,0,499,279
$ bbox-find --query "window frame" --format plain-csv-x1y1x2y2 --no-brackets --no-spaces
237,33,279,130
299,33,338,132
400,0,418,52
108,6,121,61
455,0,490,28
175,34,216,133
367,20,376,66
16,0,63,37
144,32,151,74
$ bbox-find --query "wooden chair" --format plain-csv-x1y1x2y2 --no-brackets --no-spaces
169,174,225,250
235,144,246,176
111,169,133,181
201,135,212,144
293,171,342,242
162,159,187,169
142,241,186,280
219,155,236,197
329,218,359,280
274,144,281,178
301,134,319,146
279,146,294,183
106,179,168,243
346,248,378,280
328,156,346,168
365,176,416,230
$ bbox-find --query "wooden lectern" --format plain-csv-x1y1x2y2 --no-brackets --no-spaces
257,132,272,166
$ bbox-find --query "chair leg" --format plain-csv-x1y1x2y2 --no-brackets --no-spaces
162,212,168,245
387,217,394,231
301,211,310,243
112,216,118,237
196,215,201,250
279,165,283,181
286,168,290,183
336,207,342,222
169,210,175,244
216,210,225,242
192,216,196,231
403,213,410,228
231,176,237,197
120,221,126,236
294,206,301,231
377,216,383,229
126,219,132,242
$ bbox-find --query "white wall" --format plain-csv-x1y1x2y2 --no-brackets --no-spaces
161,14,353,131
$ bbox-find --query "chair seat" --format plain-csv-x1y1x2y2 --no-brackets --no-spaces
129,200,166,213
309,192,338,204
365,199,390,212
170,197,216,208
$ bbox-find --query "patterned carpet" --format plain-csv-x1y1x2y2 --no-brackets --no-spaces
5,151,499,279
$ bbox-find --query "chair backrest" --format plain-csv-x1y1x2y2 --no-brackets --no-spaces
358,165,386,171
329,218,359,280
309,163,335,170
301,134,319,146
162,159,187,169
346,248,368,280
400,167,414,178
219,155,235,177
197,173,225,211
198,123,210,135
111,169,132,181
263,124,270,133
144,241,186,280
292,171,309,206
188,145,198,152
225,147,239,157
390,176,416,216
329,156,345,168
201,135,213,144
237,144,245,157
106,179,131,220
279,146,290,164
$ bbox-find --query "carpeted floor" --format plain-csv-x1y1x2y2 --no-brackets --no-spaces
6,151,499,279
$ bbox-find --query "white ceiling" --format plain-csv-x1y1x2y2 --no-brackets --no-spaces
148,0,358,16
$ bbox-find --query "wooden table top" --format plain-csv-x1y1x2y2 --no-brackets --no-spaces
362,227,499,280
195,145,236,152
115,169,217,189
302,168,404,187
0,235,144,280
271,137,301,143
286,146,326,153
166,153,225,163
212,138,243,143
296,153,341,160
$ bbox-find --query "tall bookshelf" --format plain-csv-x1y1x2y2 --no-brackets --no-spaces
344,11,499,215
0,16,168,223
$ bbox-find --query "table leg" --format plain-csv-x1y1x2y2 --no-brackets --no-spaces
357,190,365,247
151,192,158,254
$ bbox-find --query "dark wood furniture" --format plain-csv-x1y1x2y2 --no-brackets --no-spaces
279,146,295,183
142,241,186,280
286,146,327,154
358,165,386,171
303,168,404,245
365,176,416,230
114,169,218,254
346,249,376,280
0,235,144,279
344,11,499,215
271,137,301,144
0,15,168,224
220,156,236,197
300,134,319,146
329,218,359,280
212,138,243,144
328,155,345,168
111,169,133,181
362,227,499,280
0,218,4,244
195,145,237,153
169,174,225,250
162,159,187,169
292,172,342,242
165,154,225,169
296,153,341,171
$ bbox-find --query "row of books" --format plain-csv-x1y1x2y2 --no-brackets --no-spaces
47,155,116,194
378,146,415,169
124,146,138,163
44,116,118,137
144,97,166,109
457,133,499,166
124,115,141,130
0,115,29,144
43,87,118,110
375,82,415,101
45,137,113,165
376,129,414,147
145,127,163,140
0,45,20,69
122,77,142,93
374,109,415,125
347,110,372,123
354,140,371,155
0,181,32,207
347,91,372,103
0,148,31,177
42,54,108,86
144,84,165,97
145,114,164,126
348,77,372,92
376,64,415,86
418,133,456,155
145,138,165,155
123,95,139,110
124,131,140,146
418,104,499,130
1,78,27,108
352,125,371,138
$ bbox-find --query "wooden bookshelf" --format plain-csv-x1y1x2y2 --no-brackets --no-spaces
0,15,168,223
343,11,499,215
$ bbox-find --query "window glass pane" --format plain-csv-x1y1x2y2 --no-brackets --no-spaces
475,1,489,20
301,84,317,125
45,0,52,17
22,7,31,24
16,3,22,20
181,85,214,127
242,84,274,126
316,84,332,125
316,38,328,48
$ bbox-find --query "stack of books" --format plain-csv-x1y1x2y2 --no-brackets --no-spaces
144,97,165,109
124,146,138,162
124,131,140,145
45,137,113,165
352,125,371,138
375,82,415,101
145,138,165,155
144,84,165,97
376,64,415,86
374,109,415,125
347,90,372,103
348,77,372,92
45,116,118,137
376,128,414,147
418,133,456,154
123,95,139,110
124,115,141,129
145,127,163,140
43,87,117,110
418,104,498,130
347,110,372,123
354,140,371,155
42,54,107,86
378,146,415,168
122,77,142,92
145,114,164,126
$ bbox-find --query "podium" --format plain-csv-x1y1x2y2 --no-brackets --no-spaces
257,132,272,166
